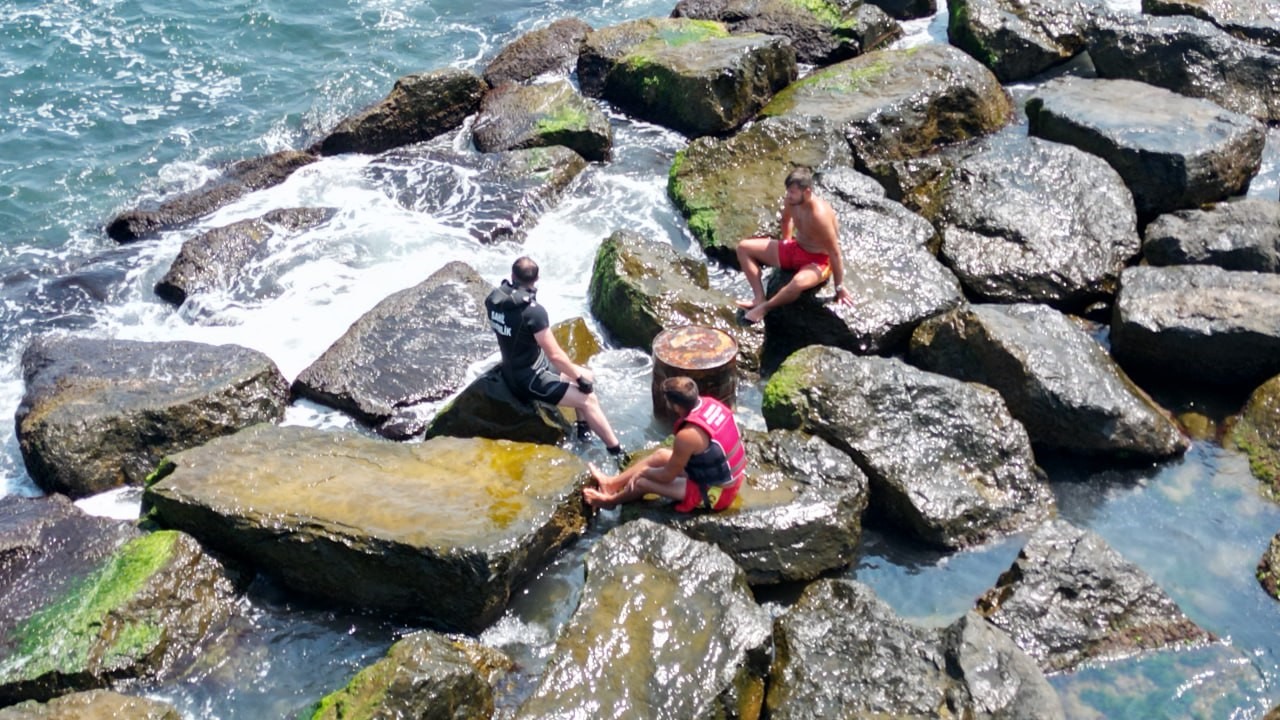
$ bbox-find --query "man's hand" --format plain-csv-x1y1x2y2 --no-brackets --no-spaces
576,367,595,393
834,285,854,307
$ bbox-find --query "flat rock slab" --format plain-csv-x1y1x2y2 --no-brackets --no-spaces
1233,373,1280,492
767,579,1063,719
947,0,1097,82
976,518,1214,673
291,260,493,436
621,429,869,585
1143,198,1280,273
763,345,1053,548
482,17,593,87
16,335,289,498
934,134,1139,308
0,495,239,706
472,80,612,162
517,519,772,719
1026,76,1265,220
1111,264,1280,386
0,690,182,719
143,425,590,633
672,0,902,65
1144,0,1280,48
910,303,1187,459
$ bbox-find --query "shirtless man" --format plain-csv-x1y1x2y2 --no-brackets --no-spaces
735,166,854,325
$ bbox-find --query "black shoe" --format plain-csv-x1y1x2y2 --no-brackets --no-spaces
575,420,591,440
607,445,630,470
735,308,758,327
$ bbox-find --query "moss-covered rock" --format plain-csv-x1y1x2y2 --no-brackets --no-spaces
947,0,1095,82
473,80,612,162
1234,374,1280,492
314,68,485,156
482,17,593,87
0,690,183,719
672,0,903,65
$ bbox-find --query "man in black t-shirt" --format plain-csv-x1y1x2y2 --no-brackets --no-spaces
486,256,626,460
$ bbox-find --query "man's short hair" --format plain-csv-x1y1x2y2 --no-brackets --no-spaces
512,256,539,285
785,166,814,190
661,376,701,412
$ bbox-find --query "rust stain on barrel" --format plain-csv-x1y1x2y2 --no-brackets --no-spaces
653,326,737,370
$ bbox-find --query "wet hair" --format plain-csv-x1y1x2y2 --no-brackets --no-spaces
661,376,700,412
785,166,814,190
512,256,539,285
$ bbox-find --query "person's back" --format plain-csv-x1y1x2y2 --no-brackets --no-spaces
485,278,545,381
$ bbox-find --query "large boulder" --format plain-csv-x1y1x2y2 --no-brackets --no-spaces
910,303,1188,459
517,520,772,719
15,335,288,499
767,579,1063,719
932,134,1139,308
105,150,318,242
365,143,587,245
763,345,1054,548
578,18,797,136
1143,198,1280,272
621,429,869,585
1233,373,1280,492
587,228,764,370
308,631,510,720
0,690,182,719
1087,12,1280,122
976,518,1214,673
1026,77,1266,221
291,260,493,438
947,0,1099,82
313,68,486,156
143,426,589,633
759,43,1012,174
0,495,240,706
423,365,572,444
472,80,612,162
154,207,335,306
868,0,937,20
671,0,902,65
482,17,593,87
1110,265,1280,386
1144,0,1280,48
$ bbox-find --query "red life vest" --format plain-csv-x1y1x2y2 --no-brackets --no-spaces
675,396,747,489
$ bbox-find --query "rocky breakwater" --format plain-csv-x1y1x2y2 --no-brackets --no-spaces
142,425,590,633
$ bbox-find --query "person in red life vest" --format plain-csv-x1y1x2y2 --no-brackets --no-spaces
584,376,747,512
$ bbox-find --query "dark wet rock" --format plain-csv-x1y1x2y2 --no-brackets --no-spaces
1026,77,1266,221
621,429,868,585
0,690,183,719
366,143,587,244
760,43,1012,174
933,134,1139,308
578,18,796,136
106,150,318,242
423,365,572,444
15,335,288,499
587,228,764,370
867,0,937,20
976,518,1214,673
309,631,510,720
910,303,1188,459
144,426,589,633
154,207,335,306
291,261,493,438
1087,12,1280,122
1111,265,1280,387
669,115,854,260
472,80,612,162
482,18,593,87
1143,198,1280,272
763,345,1053,548
1234,373,1280,492
1257,529,1280,598
671,0,902,65
763,167,964,359
314,68,485,156
517,519,772,719
0,495,240,705
947,0,1099,82
767,579,1063,719
1144,0,1280,48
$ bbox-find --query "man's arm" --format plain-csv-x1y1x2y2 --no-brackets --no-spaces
534,328,590,384
639,426,702,485
814,200,853,306
780,202,795,242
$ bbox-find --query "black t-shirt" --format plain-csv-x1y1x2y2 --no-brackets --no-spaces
485,279,549,375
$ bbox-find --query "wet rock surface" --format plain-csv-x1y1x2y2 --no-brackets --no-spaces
1144,0,1280,48
16,335,289,498
482,17,593,87
1234,373,1280,492
291,260,493,437
517,519,772,719
1026,76,1265,220
976,518,1214,673
671,0,902,65
1110,264,1280,387
0,690,183,719
144,426,589,633
1258,528,1280,599
767,579,1063,719
424,365,572,444
621,428,869,585
868,0,936,19
910,303,1187,459
947,0,1098,82
763,345,1053,548
314,68,485,156
472,80,612,162
1143,198,1280,272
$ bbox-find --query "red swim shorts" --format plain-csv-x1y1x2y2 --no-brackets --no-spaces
777,239,831,276
674,477,742,513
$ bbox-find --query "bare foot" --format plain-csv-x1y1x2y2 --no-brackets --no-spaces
583,486,617,509
588,463,623,494
734,298,761,310
743,304,767,324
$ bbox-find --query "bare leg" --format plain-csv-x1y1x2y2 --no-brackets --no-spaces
735,237,779,310
559,384,620,448
585,466,687,509
588,450,671,494
743,263,826,324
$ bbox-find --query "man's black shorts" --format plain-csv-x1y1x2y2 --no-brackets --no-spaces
507,364,570,405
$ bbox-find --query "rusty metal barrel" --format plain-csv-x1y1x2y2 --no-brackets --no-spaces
651,325,738,424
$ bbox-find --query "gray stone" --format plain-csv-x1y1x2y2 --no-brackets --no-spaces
424,365,572,444
947,0,1102,81
1143,0,1280,50
0,690,183,719
868,0,937,20
314,68,485,156
472,80,612,162
482,17,593,87
1143,198,1280,272
671,0,902,65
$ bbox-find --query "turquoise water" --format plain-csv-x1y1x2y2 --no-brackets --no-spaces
5,0,1280,717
